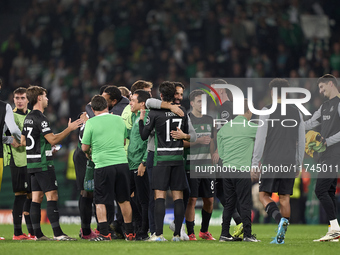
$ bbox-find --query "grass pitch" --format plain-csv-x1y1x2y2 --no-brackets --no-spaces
0,224,338,255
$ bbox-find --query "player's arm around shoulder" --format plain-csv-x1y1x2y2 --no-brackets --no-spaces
139,109,154,140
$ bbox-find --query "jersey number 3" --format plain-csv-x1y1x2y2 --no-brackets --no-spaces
26,127,35,150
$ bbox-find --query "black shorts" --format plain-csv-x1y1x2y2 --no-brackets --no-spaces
73,147,88,190
31,170,58,193
259,176,295,195
152,165,187,191
11,165,31,193
94,163,130,205
187,173,214,198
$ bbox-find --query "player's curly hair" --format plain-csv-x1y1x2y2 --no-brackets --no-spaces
173,81,185,90
103,86,122,101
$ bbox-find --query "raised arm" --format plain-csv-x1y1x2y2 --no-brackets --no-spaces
146,98,184,117
44,118,83,146
139,110,155,141
85,103,95,119
304,105,322,130
297,111,305,166
251,109,269,168
324,103,340,146
4,104,21,141
139,119,152,141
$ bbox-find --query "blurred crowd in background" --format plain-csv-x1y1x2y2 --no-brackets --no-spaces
0,0,340,222
0,0,340,122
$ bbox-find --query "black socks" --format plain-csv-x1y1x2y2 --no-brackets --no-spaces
173,199,184,236
201,208,212,233
154,198,165,236
79,196,93,235
186,220,195,235
98,222,109,236
23,198,34,235
13,195,26,236
47,201,63,237
30,202,43,238
265,202,282,224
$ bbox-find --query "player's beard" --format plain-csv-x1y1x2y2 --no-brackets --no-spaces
173,99,182,105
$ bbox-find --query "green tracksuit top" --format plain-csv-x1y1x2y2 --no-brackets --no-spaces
127,110,149,170
217,115,257,171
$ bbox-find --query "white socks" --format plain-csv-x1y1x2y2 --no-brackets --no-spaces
329,219,340,231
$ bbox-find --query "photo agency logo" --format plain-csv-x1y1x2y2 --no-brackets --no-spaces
195,78,312,128
189,78,314,178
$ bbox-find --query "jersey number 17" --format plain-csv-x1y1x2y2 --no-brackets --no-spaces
165,118,182,142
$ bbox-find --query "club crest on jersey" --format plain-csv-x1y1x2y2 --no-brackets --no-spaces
145,116,150,125
201,126,204,130
221,110,230,120
41,121,48,128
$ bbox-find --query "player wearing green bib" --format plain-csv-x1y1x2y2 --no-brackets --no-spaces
3,88,35,240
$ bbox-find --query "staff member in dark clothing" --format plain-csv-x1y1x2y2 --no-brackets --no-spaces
305,74,340,242
251,78,305,244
